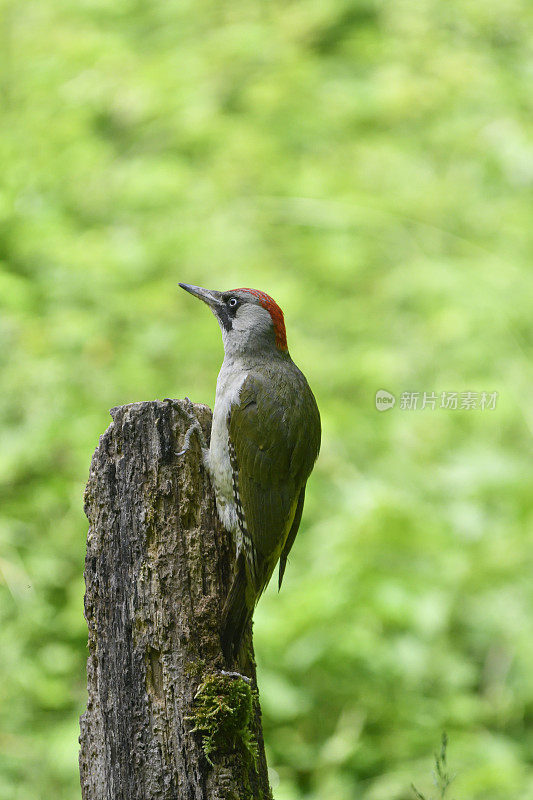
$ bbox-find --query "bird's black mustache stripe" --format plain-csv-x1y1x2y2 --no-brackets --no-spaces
215,306,233,332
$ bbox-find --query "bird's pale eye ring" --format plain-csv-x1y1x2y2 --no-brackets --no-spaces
228,297,238,308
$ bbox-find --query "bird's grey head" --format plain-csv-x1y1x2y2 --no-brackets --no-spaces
179,284,289,359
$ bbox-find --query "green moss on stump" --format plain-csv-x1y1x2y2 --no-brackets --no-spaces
190,673,258,766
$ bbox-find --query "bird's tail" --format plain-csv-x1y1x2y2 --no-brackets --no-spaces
220,552,254,664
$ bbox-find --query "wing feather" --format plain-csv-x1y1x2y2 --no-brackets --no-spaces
228,366,320,597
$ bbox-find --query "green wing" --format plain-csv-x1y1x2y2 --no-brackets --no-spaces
228,366,320,597
278,485,306,590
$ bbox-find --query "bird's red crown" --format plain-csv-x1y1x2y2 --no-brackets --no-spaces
234,288,288,351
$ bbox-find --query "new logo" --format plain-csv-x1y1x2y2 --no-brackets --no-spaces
375,389,396,411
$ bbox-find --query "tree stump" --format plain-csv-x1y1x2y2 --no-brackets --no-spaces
79,399,272,800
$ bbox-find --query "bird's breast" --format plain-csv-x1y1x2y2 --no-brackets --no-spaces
208,368,247,533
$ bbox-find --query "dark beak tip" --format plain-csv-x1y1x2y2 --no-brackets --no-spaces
179,282,200,298
178,282,219,307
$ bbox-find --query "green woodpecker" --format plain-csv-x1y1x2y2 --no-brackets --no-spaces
179,284,321,660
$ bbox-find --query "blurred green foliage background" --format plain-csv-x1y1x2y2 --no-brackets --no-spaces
1,0,532,798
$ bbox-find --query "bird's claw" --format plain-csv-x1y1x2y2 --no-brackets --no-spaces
176,402,208,457
219,670,251,684
176,421,204,457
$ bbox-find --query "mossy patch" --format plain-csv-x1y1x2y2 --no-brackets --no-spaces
189,673,258,766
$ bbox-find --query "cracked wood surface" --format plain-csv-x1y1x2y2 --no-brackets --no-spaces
79,399,271,800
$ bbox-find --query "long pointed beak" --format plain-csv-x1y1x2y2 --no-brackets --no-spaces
179,283,223,309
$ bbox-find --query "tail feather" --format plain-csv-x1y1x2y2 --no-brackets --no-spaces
220,553,254,663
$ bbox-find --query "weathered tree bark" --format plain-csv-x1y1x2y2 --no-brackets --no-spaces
79,399,272,800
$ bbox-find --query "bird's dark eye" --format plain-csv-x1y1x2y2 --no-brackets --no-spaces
227,297,238,309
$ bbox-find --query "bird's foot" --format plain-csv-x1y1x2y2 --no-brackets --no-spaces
219,669,251,685
176,398,208,457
